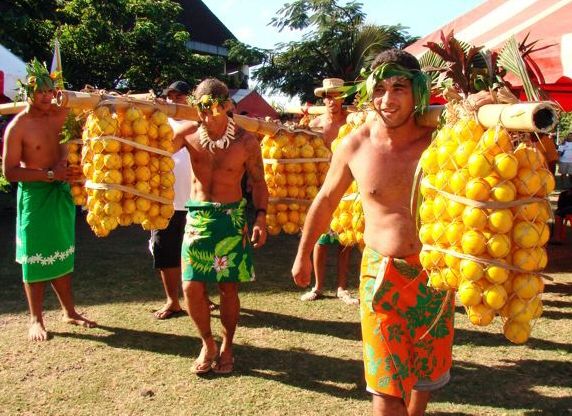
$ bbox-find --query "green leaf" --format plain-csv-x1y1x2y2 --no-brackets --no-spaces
238,256,250,282
214,236,242,257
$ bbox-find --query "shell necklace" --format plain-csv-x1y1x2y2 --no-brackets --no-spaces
198,117,236,153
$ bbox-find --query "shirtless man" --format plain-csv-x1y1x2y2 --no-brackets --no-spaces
301,78,357,305
2,59,96,341
293,49,492,415
172,78,268,374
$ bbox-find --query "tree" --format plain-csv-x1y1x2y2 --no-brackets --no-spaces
0,0,223,92
253,0,417,102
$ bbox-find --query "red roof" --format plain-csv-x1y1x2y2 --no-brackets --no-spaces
406,0,572,85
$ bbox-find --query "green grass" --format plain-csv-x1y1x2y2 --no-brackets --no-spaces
0,191,571,416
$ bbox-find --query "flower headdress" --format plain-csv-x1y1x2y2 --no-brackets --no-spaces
190,94,228,116
343,63,431,115
17,58,63,101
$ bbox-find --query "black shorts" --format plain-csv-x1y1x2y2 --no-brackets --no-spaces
149,210,187,269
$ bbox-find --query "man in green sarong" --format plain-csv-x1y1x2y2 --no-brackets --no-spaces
2,59,96,341
173,78,268,374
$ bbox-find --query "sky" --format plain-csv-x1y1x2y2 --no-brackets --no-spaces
200,0,485,106
201,0,485,50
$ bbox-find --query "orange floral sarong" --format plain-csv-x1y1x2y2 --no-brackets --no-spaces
359,247,454,402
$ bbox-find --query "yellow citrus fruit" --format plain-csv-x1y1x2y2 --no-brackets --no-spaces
420,175,437,199
443,267,461,289
102,138,121,153
104,201,123,217
431,222,448,246
135,198,151,212
529,296,543,319
104,169,122,184
512,273,544,300
458,280,483,306
461,230,486,256
433,125,452,145
512,247,546,272
454,141,477,167
514,145,545,170
487,209,513,234
446,222,465,246
151,111,168,125
134,166,151,182
491,181,516,202
462,206,488,230
134,150,150,166
537,168,555,197
122,199,136,214
493,153,519,180
428,270,447,290
437,143,457,170
512,221,541,249
434,169,453,192
132,118,149,135
134,134,149,146
267,224,281,236
432,195,450,221
445,251,461,269
486,233,511,258
276,212,288,225
483,284,507,309
419,224,434,245
120,121,134,137
449,169,469,194
100,215,119,231
446,201,465,219
420,148,439,174
514,168,542,196
148,203,160,218
503,319,531,344
160,172,175,187
484,261,510,284
459,259,484,281
479,127,512,155
419,201,435,223
465,178,491,201
105,189,123,203
104,153,122,169
452,118,484,143
467,303,495,326
467,153,494,178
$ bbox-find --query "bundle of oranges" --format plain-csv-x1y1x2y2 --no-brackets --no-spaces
329,112,368,249
67,139,88,206
81,105,176,237
262,129,331,235
418,114,554,344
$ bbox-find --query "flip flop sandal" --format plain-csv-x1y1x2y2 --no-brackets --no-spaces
191,356,216,374
212,358,235,375
300,290,323,301
153,308,185,320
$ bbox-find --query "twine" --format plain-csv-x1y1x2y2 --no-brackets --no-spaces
269,197,312,205
422,243,554,282
263,157,330,164
87,135,173,157
85,180,172,205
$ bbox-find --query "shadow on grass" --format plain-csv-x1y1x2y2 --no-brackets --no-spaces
56,324,368,400
434,359,572,414
454,327,572,353
235,307,361,341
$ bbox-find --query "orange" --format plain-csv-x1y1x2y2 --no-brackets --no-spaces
465,178,491,201
458,280,482,306
461,229,486,256
514,145,545,170
437,143,458,170
452,118,483,143
462,206,488,230
491,181,516,202
443,267,461,289
434,169,453,192
483,284,507,309
484,261,510,284
512,221,541,249
467,153,494,178
420,148,439,174
487,209,513,234
503,320,530,344
454,141,477,167
493,153,519,180
459,259,484,281
479,127,512,155
512,273,544,300
449,169,470,195
486,233,511,258
466,303,495,326
445,222,465,246
514,168,542,196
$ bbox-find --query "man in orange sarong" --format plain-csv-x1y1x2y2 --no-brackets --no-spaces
292,49,491,415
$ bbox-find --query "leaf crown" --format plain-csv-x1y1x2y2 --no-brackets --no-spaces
17,58,63,101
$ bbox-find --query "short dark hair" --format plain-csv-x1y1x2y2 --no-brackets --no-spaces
371,49,421,72
193,78,229,100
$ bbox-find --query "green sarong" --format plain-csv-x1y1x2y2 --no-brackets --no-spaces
181,199,255,283
317,230,340,245
16,181,76,283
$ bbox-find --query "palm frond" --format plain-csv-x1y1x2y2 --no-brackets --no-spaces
497,36,541,101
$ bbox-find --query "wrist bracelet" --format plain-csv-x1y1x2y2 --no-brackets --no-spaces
255,208,267,217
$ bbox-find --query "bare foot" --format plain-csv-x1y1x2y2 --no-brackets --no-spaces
62,312,97,328
213,350,234,374
192,343,218,374
28,321,48,341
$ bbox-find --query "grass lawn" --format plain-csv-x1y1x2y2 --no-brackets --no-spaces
0,190,571,416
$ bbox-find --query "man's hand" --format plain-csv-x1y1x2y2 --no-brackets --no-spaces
292,255,312,288
466,90,495,111
53,164,82,182
251,223,267,248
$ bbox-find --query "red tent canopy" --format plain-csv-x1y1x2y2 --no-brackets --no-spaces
406,0,572,110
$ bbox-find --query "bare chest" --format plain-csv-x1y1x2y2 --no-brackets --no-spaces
350,142,424,202
188,137,247,176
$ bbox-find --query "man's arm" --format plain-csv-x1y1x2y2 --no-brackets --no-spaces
292,134,355,287
244,134,269,248
171,121,198,155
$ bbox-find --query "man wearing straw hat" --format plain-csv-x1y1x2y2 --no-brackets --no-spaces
293,49,492,415
172,78,268,375
2,59,96,341
300,78,358,305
